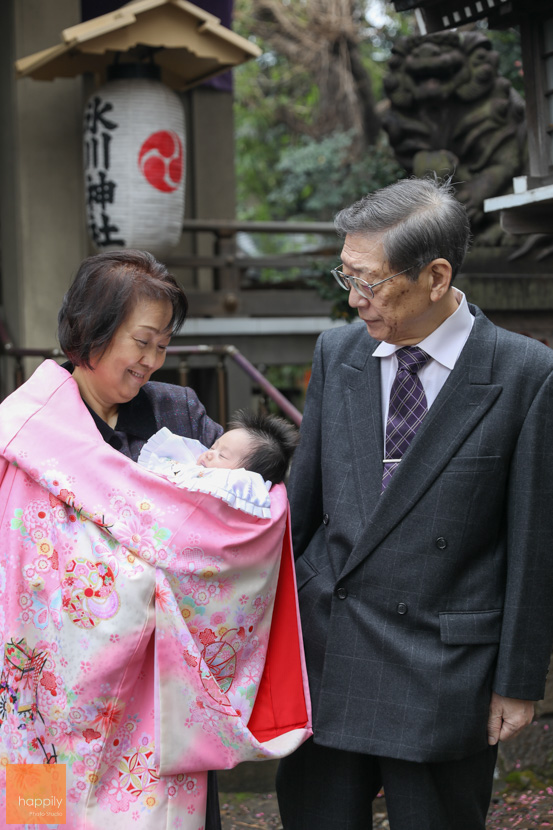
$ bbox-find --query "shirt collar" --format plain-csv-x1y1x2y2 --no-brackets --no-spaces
372,288,474,370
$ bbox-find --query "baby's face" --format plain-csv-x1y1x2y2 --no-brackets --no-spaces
197,428,253,470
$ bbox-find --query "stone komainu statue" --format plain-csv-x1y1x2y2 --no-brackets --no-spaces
382,31,526,245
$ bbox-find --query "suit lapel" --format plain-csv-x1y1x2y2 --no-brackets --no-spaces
339,308,503,580
339,334,383,525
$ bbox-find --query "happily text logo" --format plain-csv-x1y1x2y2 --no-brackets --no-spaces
6,763,66,825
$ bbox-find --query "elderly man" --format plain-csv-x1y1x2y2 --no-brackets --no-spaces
276,177,553,830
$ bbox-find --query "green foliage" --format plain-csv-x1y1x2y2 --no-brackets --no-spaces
233,0,408,223
234,53,320,221
232,1,409,318
267,130,404,222
504,768,547,791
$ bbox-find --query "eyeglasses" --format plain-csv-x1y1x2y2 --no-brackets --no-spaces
330,266,412,300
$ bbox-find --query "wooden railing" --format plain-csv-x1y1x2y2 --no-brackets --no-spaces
0,219,341,420
171,218,338,317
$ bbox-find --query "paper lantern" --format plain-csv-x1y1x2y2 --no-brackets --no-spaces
83,65,185,254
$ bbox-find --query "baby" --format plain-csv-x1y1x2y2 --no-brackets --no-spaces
195,410,299,484
138,410,299,517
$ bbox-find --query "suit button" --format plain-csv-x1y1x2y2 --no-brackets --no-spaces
323,513,330,526
436,537,448,550
397,602,408,615
336,587,348,600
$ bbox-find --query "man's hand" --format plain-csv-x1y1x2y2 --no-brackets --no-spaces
487,692,535,745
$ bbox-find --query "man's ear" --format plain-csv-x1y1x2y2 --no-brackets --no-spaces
426,258,453,302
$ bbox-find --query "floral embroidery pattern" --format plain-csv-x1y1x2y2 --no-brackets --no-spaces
97,740,159,813
62,557,120,628
0,638,58,764
199,627,241,702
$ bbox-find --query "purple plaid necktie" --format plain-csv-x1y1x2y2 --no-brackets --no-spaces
382,346,430,490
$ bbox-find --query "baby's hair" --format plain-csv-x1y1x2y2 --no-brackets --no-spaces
227,410,299,484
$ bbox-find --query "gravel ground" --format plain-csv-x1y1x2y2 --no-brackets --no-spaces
220,786,553,830
220,717,553,830
219,791,392,829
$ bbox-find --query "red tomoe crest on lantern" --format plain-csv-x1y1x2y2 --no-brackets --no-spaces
138,130,183,193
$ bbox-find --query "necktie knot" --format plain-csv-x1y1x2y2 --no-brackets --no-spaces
396,346,430,375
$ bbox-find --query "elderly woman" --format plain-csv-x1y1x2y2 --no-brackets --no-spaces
61,250,223,828
58,249,222,460
0,251,310,830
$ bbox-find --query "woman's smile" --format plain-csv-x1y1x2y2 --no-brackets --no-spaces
73,298,172,424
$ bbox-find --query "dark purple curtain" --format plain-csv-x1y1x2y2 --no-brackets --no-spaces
80,0,234,90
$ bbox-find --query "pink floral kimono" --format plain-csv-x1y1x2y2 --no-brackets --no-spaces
0,361,311,829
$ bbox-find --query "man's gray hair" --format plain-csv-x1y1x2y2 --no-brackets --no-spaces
334,177,471,281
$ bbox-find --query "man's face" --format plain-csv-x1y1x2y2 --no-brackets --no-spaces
341,234,439,346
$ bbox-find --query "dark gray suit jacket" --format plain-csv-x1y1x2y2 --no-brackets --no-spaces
289,305,553,763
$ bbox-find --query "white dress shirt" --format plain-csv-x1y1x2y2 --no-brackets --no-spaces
373,288,475,436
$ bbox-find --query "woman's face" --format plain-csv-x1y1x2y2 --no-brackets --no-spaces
86,298,173,406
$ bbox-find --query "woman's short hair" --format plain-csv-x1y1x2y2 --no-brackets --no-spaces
334,176,471,282
228,410,299,484
58,250,188,367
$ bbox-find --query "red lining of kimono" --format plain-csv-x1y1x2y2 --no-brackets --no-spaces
248,525,308,741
